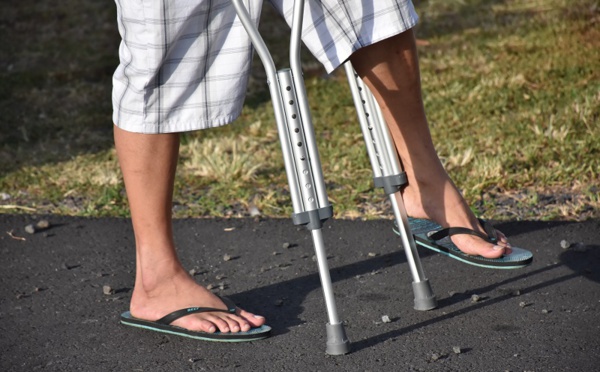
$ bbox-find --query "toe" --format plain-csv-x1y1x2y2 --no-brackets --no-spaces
237,308,266,328
203,315,230,333
221,315,243,333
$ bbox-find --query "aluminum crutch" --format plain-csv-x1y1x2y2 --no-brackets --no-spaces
344,63,437,311
231,0,351,355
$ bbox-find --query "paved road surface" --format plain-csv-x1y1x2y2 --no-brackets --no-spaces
1,215,598,371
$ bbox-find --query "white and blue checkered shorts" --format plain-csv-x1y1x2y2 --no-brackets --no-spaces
112,0,418,133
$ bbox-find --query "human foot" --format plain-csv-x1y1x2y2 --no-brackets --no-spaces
399,174,512,259
129,270,266,334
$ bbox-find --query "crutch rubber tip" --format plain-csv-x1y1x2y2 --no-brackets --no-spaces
412,280,437,311
325,322,351,355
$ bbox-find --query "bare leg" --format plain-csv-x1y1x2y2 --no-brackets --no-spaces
114,125,266,333
350,29,511,258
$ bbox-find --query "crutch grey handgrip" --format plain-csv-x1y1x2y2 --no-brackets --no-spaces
344,63,437,311
232,0,350,355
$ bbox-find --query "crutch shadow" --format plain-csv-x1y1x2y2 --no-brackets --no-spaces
351,241,600,353
350,263,584,352
230,220,599,347
230,248,417,336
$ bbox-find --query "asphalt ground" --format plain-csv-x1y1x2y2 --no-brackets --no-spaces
1,215,599,371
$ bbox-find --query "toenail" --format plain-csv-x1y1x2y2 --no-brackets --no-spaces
493,245,503,251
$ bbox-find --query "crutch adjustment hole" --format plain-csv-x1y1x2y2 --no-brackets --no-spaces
286,86,291,91
294,128,300,133
292,114,297,119
297,142,303,147
289,100,294,105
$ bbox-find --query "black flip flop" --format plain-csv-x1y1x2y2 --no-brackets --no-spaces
120,296,271,342
393,218,533,269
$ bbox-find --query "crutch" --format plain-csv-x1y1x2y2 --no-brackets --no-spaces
343,63,437,311
232,0,351,355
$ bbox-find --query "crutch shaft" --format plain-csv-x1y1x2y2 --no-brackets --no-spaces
344,62,436,310
232,0,350,354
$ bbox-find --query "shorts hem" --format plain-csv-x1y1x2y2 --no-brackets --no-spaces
113,112,240,134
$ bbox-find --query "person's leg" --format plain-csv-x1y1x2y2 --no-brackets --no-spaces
114,125,266,333
349,29,511,259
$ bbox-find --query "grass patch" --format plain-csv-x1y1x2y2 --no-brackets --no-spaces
1,0,598,221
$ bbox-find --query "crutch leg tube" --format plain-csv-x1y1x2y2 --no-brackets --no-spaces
344,63,437,311
232,0,350,355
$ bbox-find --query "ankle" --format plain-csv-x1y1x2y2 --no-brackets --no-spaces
135,261,189,297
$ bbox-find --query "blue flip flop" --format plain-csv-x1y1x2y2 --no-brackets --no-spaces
393,218,533,269
120,296,271,342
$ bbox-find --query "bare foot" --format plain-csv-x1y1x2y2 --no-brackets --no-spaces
130,269,266,334
400,173,512,259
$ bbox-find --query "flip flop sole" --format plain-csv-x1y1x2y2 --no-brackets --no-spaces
120,311,271,342
393,218,533,269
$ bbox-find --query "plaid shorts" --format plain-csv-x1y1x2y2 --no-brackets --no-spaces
112,0,418,134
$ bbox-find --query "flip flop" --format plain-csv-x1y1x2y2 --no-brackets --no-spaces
120,296,271,342
393,218,533,269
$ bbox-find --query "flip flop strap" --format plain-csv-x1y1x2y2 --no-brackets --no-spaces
427,219,498,244
156,296,237,325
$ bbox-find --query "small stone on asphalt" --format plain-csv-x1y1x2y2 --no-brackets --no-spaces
24,224,36,234
381,315,391,323
36,220,50,229
471,294,481,303
103,285,113,295
560,240,571,249
223,254,232,261
282,242,291,249
453,346,462,354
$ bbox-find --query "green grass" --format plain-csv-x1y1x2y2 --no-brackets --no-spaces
1,0,598,221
